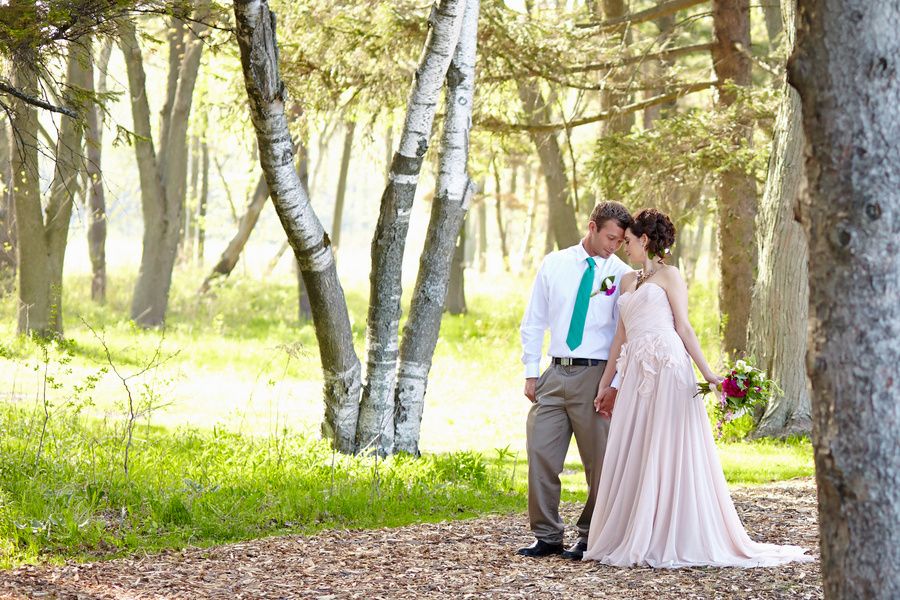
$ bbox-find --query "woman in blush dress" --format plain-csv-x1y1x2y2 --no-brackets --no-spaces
582,209,813,569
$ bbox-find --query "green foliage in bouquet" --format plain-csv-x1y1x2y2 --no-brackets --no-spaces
698,358,782,438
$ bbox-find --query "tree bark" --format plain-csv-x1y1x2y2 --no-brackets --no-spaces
123,9,207,327
789,1,900,597
762,0,783,42
197,139,209,263
357,0,467,455
446,224,467,315
476,184,487,271
330,120,355,253
712,0,757,357
516,81,581,249
492,159,509,270
199,173,268,293
86,38,112,304
748,0,810,439
394,0,479,455
600,0,635,136
11,52,47,335
0,120,15,292
233,0,361,453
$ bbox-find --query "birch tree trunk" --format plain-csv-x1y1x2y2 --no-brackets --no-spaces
712,0,758,356
233,0,361,453
357,0,467,455
86,39,112,304
517,81,581,249
789,2,900,597
331,121,355,253
394,0,479,455
748,0,810,439
445,224,467,315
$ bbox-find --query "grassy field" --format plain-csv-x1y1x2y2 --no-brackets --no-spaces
0,267,813,567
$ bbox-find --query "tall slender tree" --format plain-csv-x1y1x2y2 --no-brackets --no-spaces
394,0,479,455
356,0,467,455
790,1,900,597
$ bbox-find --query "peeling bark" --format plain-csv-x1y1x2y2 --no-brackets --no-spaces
394,0,479,455
233,0,361,453
357,0,467,455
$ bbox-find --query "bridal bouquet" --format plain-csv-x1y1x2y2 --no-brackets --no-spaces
697,359,779,437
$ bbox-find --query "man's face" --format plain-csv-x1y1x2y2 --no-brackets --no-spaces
588,219,625,258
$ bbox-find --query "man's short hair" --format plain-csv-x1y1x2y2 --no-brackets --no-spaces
590,201,632,230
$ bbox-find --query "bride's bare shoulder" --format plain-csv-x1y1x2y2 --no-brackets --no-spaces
658,264,686,285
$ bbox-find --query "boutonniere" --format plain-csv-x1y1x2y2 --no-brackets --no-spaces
591,275,617,297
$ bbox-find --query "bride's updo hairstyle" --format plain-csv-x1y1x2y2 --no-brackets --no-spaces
629,208,676,259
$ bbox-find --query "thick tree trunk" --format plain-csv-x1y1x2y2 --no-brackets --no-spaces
0,120,15,292
124,10,207,327
394,0,479,455
159,17,186,152
712,0,757,357
789,1,900,597
233,0,361,453
86,39,112,304
331,121,355,253
11,55,48,335
43,39,91,336
357,0,467,455
600,0,635,135
748,0,810,439
517,81,581,249
200,173,268,293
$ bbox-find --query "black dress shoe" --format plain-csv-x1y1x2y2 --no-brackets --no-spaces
560,540,588,560
516,539,564,557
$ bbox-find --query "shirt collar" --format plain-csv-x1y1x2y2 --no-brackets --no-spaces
572,241,603,264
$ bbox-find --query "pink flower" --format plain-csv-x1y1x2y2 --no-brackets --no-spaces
722,377,747,398
605,285,617,296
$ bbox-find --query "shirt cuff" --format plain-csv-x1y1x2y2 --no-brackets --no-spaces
524,362,541,379
611,371,621,389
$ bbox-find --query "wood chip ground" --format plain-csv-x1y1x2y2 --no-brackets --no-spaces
0,479,821,599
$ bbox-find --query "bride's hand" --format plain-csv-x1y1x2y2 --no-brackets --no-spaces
593,385,609,413
704,372,724,388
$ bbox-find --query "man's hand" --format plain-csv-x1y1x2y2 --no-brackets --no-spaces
594,387,618,419
524,377,538,403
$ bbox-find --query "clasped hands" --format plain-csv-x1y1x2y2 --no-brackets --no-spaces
594,386,617,419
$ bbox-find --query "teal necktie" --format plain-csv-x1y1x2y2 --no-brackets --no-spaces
566,257,596,351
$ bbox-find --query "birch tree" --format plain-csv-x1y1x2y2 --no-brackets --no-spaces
356,0,467,455
790,1,900,596
394,0,479,455
232,0,361,452
748,0,810,439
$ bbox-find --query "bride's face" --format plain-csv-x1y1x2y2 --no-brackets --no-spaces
623,230,647,264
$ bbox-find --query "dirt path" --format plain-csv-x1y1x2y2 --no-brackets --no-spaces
0,479,821,599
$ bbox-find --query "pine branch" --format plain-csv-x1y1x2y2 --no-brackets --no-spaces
0,80,78,118
480,80,718,133
577,0,711,31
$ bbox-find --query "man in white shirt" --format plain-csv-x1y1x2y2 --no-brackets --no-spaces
517,202,632,560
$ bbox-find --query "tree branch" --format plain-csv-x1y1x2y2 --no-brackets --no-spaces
577,0,710,31
0,80,78,118
565,42,715,73
480,80,718,133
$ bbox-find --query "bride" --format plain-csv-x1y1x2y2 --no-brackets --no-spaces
582,208,813,568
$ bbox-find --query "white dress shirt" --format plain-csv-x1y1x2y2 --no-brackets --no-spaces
520,242,631,381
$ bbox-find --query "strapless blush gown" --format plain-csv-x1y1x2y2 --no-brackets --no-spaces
583,283,813,568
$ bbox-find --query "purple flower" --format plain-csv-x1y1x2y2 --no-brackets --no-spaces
605,285,617,296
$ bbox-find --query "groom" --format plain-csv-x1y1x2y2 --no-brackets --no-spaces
517,201,632,560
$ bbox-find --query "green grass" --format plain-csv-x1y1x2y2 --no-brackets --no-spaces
0,266,813,567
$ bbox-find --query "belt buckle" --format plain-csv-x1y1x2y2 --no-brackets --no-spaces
559,357,573,366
